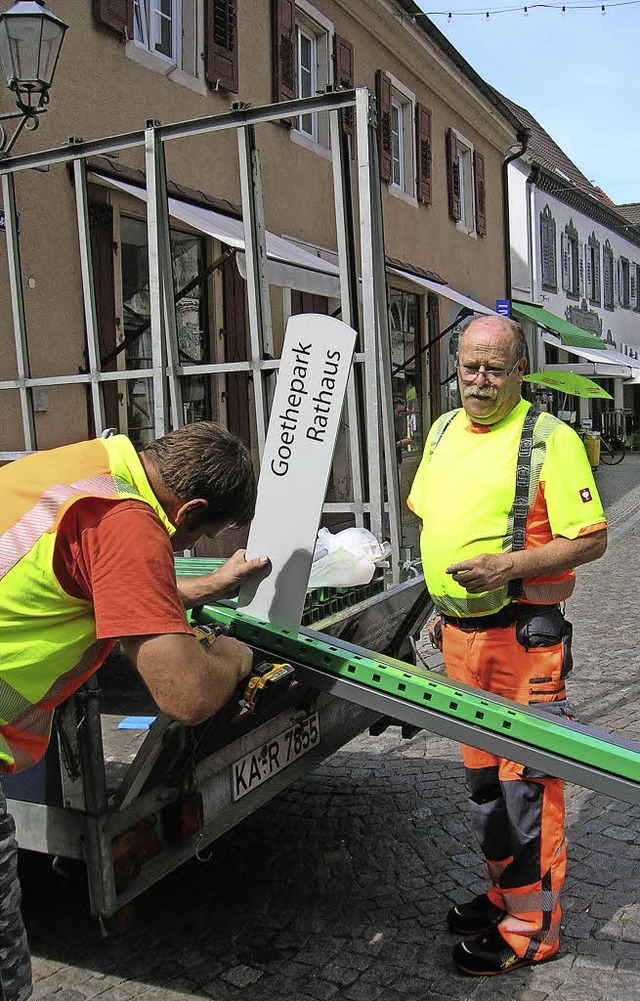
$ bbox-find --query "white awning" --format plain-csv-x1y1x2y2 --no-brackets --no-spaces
388,267,498,316
92,173,341,297
542,332,639,379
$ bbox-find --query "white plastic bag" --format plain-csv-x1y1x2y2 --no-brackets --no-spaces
307,527,390,588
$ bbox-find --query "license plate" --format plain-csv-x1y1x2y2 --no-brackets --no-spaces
231,713,320,802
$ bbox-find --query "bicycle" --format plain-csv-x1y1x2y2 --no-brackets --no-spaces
599,432,626,465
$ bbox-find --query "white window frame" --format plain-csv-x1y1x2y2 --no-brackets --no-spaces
386,73,416,204
128,0,206,93
451,128,476,235
292,1,333,152
134,0,182,65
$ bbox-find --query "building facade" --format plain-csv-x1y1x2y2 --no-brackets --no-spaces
505,98,640,437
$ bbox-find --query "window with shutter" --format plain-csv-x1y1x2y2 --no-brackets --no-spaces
273,0,296,104
587,233,600,305
603,243,614,310
473,150,486,237
620,257,630,308
446,128,476,232
415,103,432,206
446,128,460,222
205,0,238,92
376,70,392,184
630,264,638,310
584,245,592,301
562,222,579,297
333,35,354,152
540,207,557,291
275,2,333,146
374,73,416,196
94,0,133,37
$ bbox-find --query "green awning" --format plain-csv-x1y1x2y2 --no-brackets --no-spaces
512,302,607,350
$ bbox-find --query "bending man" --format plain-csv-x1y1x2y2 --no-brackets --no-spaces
408,316,607,976
0,421,268,1001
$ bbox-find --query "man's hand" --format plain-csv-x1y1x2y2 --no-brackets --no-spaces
179,549,270,608
446,529,608,594
428,614,444,651
446,554,513,593
122,631,255,724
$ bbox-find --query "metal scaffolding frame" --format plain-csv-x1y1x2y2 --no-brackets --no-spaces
0,89,402,578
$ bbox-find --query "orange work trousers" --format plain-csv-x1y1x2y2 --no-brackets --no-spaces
442,618,569,962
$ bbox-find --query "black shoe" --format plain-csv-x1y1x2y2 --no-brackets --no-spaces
446,893,507,936
452,925,555,976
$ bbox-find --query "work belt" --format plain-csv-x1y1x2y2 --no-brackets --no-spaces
441,603,561,632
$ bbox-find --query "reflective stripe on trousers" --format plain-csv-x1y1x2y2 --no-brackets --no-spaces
442,620,567,962
0,782,31,1000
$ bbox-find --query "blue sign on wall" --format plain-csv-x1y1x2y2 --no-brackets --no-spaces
0,209,20,233
495,299,511,317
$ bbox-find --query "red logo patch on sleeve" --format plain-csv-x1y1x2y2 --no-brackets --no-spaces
580,488,592,503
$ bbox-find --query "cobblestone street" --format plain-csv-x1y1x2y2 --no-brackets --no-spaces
19,455,640,1001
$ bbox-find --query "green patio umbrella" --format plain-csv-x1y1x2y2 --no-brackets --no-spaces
523,371,613,400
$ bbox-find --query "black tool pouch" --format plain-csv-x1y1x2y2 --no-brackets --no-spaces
561,618,573,678
514,606,566,649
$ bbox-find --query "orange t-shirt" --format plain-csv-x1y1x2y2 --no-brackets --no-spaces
53,497,192,641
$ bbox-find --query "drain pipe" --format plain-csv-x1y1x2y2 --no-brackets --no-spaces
502,129,529,303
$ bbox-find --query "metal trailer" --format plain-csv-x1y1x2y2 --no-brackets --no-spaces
0,89,434,923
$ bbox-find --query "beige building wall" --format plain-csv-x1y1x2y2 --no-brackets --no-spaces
0,0,518,452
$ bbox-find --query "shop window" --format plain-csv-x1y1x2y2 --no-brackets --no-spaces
540,206,557,292
120,216,209,449
561,221,580,298
603,242,614,310
388,288,422,458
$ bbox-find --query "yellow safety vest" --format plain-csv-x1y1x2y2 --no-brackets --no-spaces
0,436,174,772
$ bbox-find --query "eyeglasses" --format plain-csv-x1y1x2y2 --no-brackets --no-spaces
456,359,520,384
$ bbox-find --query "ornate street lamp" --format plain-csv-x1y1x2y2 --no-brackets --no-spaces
0,0,67,156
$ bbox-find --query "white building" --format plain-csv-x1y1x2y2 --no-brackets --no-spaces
504,97,640,439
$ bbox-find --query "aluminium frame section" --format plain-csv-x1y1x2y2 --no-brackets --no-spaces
72,153,107,435
328,100,365,527
236,116,274,454
144,122,184,437
0,90,398,556
1,172,36,450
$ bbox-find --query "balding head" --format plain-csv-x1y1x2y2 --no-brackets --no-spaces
459,315,527,367
456,315,528,426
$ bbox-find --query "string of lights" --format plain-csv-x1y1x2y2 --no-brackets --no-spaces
420,1,640,16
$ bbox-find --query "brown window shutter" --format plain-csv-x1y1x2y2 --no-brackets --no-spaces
375,70,392,184
446,128,461,221
333,34,354,154
474,150,486,236
273,0,296,104
205,0,238,93
93,0,133,37
415,103,432,205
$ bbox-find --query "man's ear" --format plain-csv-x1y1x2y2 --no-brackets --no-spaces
174,498,209,527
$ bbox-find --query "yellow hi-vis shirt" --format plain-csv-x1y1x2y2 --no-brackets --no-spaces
407,399,606,617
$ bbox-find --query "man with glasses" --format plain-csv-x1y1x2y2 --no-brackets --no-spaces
408,314,607,976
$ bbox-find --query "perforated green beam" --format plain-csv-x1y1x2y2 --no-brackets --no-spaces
195,602,640,788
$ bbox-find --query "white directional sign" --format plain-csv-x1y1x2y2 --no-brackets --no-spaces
237,313,357,629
